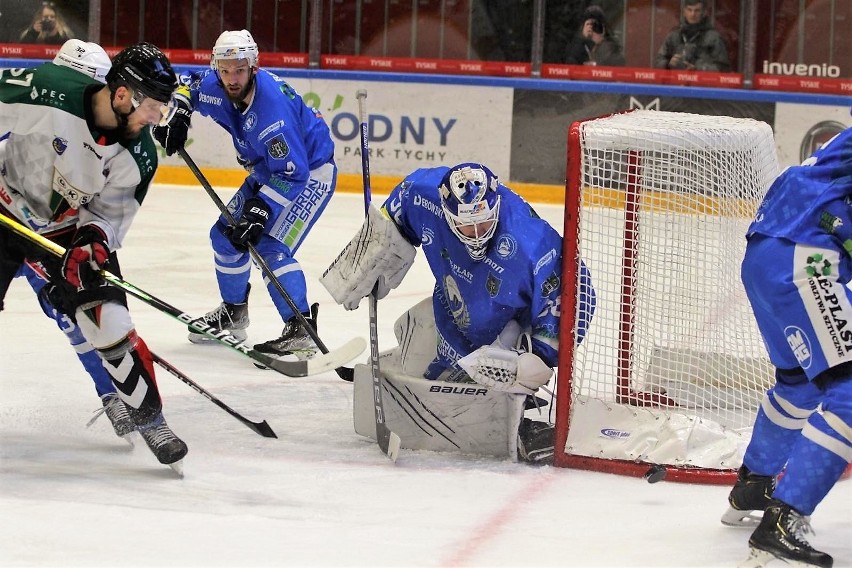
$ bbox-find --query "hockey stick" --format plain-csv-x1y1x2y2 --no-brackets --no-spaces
177,148,357,383
0,212,363,377
150,351,277,438
357,89,401,462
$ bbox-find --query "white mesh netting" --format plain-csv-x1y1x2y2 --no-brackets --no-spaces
559,110,780,473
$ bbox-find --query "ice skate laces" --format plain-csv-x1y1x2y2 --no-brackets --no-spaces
784,510,816,545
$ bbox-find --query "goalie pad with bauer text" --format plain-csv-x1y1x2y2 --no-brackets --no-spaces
321,204,416,310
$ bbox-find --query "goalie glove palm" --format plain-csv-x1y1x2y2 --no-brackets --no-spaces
62,225,110,290
457,346,553,395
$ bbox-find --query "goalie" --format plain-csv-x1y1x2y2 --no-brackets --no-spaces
322,163,596,463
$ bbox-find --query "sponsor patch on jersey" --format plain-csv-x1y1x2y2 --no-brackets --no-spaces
541,272,560,296
244,112,257,132
495,234,517,259
486,273,501,297
818,211,843,234
785,325,813,369
53,172,93,208
796,245,852,365
258,120,285,140
534,248,557,275
52,137,68,155
267,135,290,159
421,227,435,247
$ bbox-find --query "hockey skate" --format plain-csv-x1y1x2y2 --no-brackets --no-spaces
253,303,319,368
721,465,776,527
188,285,250,344
739,500,832,568
517,418,554,465
87,393,136,446
138,413,188,475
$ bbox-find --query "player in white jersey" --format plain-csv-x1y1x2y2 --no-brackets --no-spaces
722,127,852,568
7,39,137,442
323,163,596,463
0,43,188,470
153,30,337,363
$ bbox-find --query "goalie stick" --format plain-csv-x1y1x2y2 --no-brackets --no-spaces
357,89,402,462
0,212,364,377
150,351,277,438
177,148,357,383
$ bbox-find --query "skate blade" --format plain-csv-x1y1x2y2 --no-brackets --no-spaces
120,433,136,448
168,460,185,478
739,547,776,568
188,331,247,345
738,547,818,568
721,506,763,527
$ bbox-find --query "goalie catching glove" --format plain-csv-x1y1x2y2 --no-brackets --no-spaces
457,320,553,395
321,204,416,310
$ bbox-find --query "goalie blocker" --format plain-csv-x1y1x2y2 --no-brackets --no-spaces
352,298,555,462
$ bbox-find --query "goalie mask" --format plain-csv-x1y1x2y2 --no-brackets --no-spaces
53,39,110,84
439,163,501,261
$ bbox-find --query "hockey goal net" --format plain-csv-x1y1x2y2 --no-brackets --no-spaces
555,110,780,484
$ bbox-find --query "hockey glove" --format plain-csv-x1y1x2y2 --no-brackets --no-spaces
152,95,192,156
62,225,110,290
226,197,271,251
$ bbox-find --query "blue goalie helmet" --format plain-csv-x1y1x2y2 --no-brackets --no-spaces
438,162,501,261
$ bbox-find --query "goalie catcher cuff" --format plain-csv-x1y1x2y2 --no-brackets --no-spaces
320,204,416,310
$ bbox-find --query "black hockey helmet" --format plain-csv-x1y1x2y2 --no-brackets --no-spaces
106,42,177,103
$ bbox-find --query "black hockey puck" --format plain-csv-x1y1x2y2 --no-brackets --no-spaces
644,464,667,484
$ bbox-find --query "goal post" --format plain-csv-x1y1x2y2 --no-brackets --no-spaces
555,110,780,484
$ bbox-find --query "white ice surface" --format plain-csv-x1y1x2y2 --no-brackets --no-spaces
1,185,850,567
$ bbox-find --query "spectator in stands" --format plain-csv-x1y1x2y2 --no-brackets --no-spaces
19,2,74,44
564,5,625,66
654,0,729,72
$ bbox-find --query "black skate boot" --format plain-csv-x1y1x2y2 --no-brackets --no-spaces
721,465,776,527
138,413,188,474
87,393,136,445
742,499,833,568
188,285,250,344
253,303,319,368
517,418,555,465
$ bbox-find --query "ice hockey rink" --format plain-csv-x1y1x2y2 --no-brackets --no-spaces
1,183,850,567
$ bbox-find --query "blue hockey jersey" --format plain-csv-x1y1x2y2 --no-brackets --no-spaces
748,127,852,249
382,166,596,373
183,68,334,201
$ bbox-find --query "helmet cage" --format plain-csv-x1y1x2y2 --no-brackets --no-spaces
439,164,501,260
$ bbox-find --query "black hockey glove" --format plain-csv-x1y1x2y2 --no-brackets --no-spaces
226,197,271,251
61,225,110,290
153,97,192,156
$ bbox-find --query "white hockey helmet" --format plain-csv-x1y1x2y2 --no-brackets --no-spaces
211,29,259,70
53,39,111,84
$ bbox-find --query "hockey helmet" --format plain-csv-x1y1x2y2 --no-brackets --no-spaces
53,39,111,84
439,163,501,261
106,42,177,103
211,29,259,69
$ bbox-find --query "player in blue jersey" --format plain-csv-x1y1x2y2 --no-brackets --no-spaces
153,29,336,362
322,163,596,463
721,127,852,568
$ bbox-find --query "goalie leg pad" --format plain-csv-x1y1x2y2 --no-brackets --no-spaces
321,204,416,310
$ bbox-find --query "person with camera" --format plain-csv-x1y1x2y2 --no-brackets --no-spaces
564,5,625,67
19,2,74,44
654,0,730,72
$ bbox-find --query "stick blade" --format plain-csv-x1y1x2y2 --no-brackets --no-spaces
377,425,401,463
304,337,367,376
